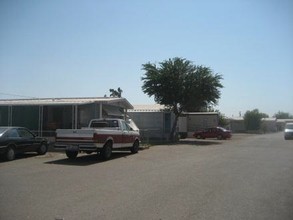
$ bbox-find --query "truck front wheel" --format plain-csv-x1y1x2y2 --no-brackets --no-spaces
130,140,139,154
100,142,112,160
66,151,78,159
6,146,15,161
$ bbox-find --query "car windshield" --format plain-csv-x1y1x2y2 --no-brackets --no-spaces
218,127,227,131
0,128,8,136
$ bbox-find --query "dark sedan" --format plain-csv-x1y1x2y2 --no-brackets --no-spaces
193,127,232,140
0,127,48,161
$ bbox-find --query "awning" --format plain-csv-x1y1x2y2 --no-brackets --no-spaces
0,97,134,109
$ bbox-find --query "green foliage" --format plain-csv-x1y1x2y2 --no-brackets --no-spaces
218,112,229,127
207,109,229,127
109,87,123,98
274,111,293,119
141,57,223,140
244,109,268,131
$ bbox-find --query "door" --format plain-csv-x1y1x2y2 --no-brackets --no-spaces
206,128,214,138
210,128,218,138
17,128,37,152
121,121,133,146
6,128,22,152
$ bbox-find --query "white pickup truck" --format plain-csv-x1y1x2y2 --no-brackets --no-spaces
54,118,140,160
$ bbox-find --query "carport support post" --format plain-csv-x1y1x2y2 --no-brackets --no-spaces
74,105,78,129
124,109,127,121
8,106,12,126
38,105,43,137
99,103,103,119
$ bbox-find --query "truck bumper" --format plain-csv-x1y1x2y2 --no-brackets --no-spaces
54,143,102,152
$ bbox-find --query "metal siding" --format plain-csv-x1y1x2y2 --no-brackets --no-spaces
12,106,39,131
187,114,218,132
0,106,9,126
128,112,165,139
78,104,95,128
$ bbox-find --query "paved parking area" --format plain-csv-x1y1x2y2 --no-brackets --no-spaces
1,132,292,220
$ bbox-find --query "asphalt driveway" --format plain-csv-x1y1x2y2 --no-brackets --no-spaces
0,132,292,220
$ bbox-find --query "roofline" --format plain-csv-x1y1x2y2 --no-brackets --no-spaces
181,112,219,116
0,97,133,109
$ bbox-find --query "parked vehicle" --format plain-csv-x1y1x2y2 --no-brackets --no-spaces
0,127,48,161
54,118,140,160
284,123,293,140
193,127,232,140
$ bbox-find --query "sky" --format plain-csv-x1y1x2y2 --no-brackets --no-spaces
0,0,292,117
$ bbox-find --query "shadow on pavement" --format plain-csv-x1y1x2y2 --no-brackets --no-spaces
45,151,132,166
179,138,223,146
0,153,39,163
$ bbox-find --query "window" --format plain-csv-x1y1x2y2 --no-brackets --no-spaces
90,120,119,129
7,129,20,138
91,122,108,128
121,121,132,131
126,123,133,131
18,128,34,138
109,120,119,128
121,121,128,131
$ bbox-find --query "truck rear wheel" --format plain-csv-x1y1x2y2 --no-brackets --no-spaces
66,151,78,159
37,143,48,155
100,142,112,160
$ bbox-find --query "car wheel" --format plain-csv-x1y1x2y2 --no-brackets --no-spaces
130,140,139,154
66,151,78,159
196,135,202,139
6,147,15,161
100,142,112,160
37,143,48,155
217,135,223,140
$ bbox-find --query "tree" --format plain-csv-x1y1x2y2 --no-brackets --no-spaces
243,109,268,131
274,111,293,119
217,112,229,128
141,57,223,140
109,87,123,98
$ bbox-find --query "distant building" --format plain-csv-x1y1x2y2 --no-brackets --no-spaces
182,112,219,137
228,117,286,133
127,104,174,140
261,118,277,133
0,97,133,137
228,117,245,133
276,119,293,131
128,105,219,139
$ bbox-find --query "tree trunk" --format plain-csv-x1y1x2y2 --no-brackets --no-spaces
169,114,179,142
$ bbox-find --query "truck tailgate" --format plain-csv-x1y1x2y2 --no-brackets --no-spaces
56,129,95,142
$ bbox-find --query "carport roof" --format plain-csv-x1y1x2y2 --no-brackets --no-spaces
0,97,133,109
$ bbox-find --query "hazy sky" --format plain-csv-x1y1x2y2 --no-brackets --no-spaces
0,0,292,117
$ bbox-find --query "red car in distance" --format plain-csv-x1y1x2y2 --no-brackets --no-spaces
193,127,232,140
